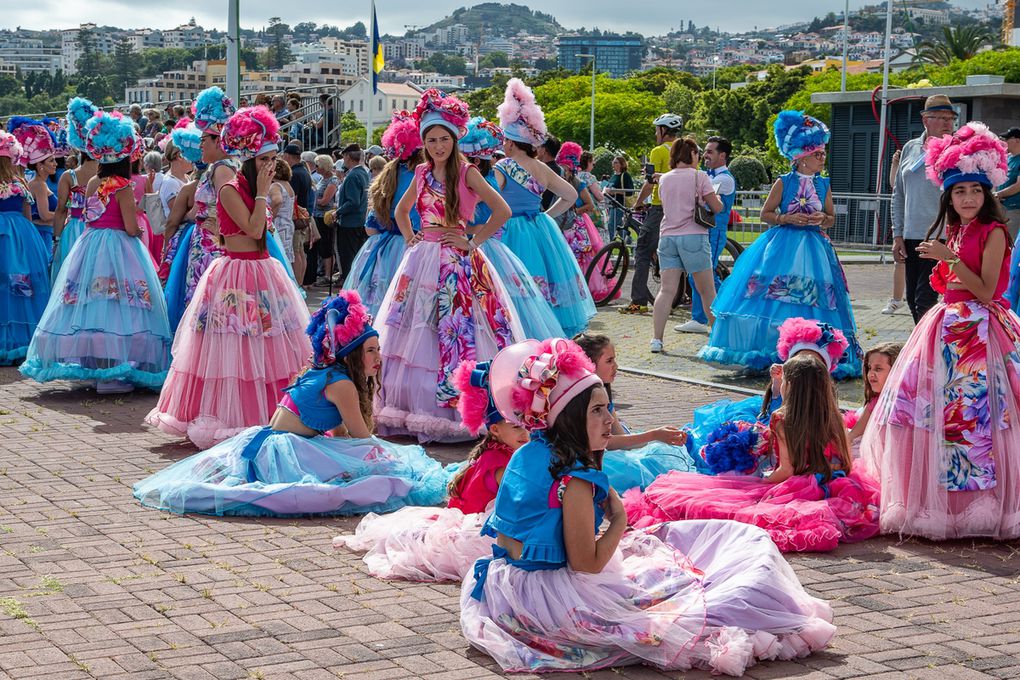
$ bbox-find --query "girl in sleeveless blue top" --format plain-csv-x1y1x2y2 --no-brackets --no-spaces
344,111,422,318
52,98,100,283
0,131,50,365
461,116,564,340
461,338,834,674
134,291,448,517
698,111,862,380
495,79,596,336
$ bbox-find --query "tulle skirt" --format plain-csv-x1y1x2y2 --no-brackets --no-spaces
562,212,619,301
479,235,564,340
267,227,304,298
163,222,224,335
0,212,50,365
861,298,1020,540
146,254,311,448
500,212,596,337
20,227,170,386
461,520,834,675
335,506,491,581
698,226,862,380
602,442,706,493
375,240,525,443
623,465,880,552
344,230,406,319
51,217,85,285
134,426,448,517
684,395,767,457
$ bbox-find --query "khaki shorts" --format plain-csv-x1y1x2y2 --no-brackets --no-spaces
293,226,309,253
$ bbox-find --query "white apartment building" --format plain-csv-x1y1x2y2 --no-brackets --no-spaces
0,38,62,74
905,7,950,26
61,23,117,74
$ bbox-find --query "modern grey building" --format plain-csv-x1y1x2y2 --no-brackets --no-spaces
556,35,643,78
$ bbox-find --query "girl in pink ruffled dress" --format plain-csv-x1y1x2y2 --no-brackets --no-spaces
625,350,881,553
146,106,310,448
374,89,525,443
335,359,529,581
862,122,1020,540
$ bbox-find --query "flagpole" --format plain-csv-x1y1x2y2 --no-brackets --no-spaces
367,0,375,148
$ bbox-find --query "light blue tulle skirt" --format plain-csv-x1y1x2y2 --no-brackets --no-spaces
20,226,171,387
602,442,707,493
52,217,85,285
698,225,862,380
683,395,767,459
480,235,564,340
344,230,406,319
133,426,450,517
1006,241,1020,310
268,228,304,298
500,213,595,337
0,212,50,365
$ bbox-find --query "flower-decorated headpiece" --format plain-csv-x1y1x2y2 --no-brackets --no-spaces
925,121,1008,190
452,360,503,436
774,110,829,162
84,110,138,164
41,117,71,157
413,89,470,140
219,106,280,159
66,97,98,153
307,291,378,367
0,130,23,162
777,317,849,373
459,116,505,160
381,110,421,161
498,78,547,146
171,124,204,164
192,86,235,134
555,141,583,172
131,131,147,162
490,338,602,430
7,117,56,166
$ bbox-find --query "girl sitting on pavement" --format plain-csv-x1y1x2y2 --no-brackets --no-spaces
846,342,903,449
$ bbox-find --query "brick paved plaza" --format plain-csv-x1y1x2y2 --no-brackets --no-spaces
2,264,1020,680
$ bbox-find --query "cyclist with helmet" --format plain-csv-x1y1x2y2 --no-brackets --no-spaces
621,113,683,314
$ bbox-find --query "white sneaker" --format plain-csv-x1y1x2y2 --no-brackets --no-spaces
650,339,664,353
674,319,710,334
881,298,906,315
96,380,134,395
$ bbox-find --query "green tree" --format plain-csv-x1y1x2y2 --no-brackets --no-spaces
480,51,509,69
339,110,365,146
629,66,702,94
48,70,66,97
729,155,769,191
0,75,21,98
915,25,997,66
420,53,467,76
75,25,102,75
462,74,509,120
662,82,697,125
268,17,292,70
112,37,139,98
534,57,557,71
545,90,663,156
702,64,756,90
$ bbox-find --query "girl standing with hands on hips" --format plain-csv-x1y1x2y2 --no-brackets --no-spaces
863,122,1020,540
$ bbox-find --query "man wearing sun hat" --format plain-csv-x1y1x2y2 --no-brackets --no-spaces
891,93,957,323
997,127,1020,239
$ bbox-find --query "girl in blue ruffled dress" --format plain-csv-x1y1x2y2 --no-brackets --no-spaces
134,291,448,517
494,79,595,336
52,98,99,283
698,111,862,380
343,110,423,318
8,118,59,265
20,110,171,393
461,116,564,340
0,130,50,365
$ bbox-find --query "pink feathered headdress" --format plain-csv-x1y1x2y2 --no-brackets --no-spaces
452,360,503,436
498,78,547,147
0,130,23,161
381,110,421,161
9,120,55,166
490,338,601,430
219,106,280,159
777,317,848,373
925,121,1008,190
413,89,470,140
556,141,583,171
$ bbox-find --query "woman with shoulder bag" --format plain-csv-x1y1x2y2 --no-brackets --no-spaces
650,137,723,354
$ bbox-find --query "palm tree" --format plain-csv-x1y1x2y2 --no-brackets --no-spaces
914,25,996,66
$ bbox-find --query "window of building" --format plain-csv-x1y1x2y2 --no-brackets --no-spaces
359,100,364,112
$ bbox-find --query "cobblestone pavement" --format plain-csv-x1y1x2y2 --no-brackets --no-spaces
3,262,1020,680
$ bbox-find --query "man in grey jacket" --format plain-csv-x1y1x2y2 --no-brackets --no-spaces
334,143,370,283
892,94,957,323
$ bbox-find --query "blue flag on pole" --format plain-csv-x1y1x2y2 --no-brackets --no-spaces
372,3,384,95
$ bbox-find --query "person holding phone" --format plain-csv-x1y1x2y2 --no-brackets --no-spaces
620,113,683,314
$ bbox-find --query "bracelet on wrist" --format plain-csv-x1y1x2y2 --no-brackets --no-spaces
254,195,267,202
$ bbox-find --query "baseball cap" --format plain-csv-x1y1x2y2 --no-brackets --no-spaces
1001,127,1020,141
283,143,302,155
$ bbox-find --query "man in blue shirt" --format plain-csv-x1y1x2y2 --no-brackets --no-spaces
676,135,736,334
997,127,1020,240
334,143,370,284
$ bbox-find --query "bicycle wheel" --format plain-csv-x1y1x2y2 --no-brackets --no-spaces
586,241,628,306
715,238,744,281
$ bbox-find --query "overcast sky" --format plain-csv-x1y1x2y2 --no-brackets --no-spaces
0,0,990,36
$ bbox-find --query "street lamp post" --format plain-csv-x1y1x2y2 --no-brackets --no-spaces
576,53,596,151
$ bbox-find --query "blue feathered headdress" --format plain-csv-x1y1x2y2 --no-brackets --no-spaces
84,111,137,164
170,123,204,164
774,110,829,162
66,97,98,153
193,87,235,133
459,117,505,160
699,421,772,475
306,291,377,367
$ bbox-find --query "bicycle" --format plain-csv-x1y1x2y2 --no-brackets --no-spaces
586,195,745,307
